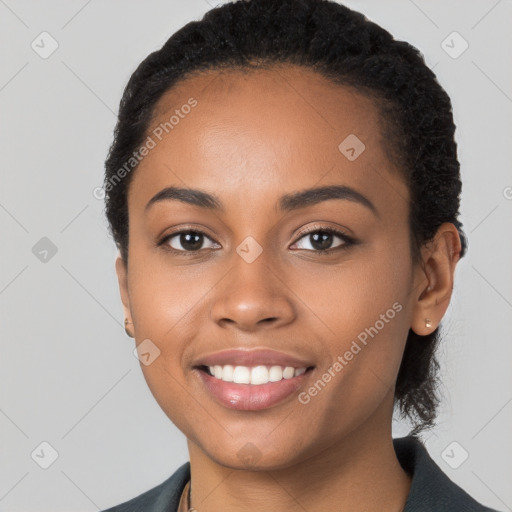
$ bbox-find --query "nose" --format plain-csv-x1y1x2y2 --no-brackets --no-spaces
210,255,296,332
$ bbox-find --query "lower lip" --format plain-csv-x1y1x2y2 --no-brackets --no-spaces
196,368,312,411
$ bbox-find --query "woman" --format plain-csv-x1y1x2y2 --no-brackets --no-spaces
100,0,500,510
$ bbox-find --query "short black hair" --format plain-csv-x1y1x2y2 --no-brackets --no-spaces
104,0,468,436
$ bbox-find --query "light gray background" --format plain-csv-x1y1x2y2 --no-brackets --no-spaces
0,0,511,511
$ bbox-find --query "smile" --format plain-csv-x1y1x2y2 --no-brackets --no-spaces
206,364,307,385
196,364,314,410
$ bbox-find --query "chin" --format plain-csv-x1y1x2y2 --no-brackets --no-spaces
207,449,300,472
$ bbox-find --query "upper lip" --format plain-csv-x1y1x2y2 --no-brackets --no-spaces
193,348,314,368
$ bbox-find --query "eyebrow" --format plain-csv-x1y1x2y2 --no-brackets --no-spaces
145,184,379,217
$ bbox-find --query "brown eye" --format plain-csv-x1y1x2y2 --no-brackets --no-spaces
160,230,219,253
291,227,355,253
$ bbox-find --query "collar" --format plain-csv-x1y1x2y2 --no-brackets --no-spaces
393,436,498,511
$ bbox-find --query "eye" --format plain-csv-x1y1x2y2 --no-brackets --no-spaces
291,226,354,253
159,229,220,253
158,226,355,256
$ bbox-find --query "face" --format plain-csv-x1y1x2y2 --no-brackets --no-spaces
116,65,433,469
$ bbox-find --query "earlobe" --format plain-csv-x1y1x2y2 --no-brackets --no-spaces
410,223,462,336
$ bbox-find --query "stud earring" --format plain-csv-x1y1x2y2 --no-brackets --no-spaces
124,318,134,338
425,318,432,328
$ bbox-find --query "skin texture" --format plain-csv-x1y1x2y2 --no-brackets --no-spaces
115,64,462,511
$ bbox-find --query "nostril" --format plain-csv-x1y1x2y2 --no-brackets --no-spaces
260,318,278,324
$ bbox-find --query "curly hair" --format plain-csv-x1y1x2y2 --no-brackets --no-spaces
103,0,468,436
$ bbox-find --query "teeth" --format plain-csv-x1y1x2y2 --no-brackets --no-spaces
233,365,250,384
221,364,234,382
206,364,308,385
251,365,269,385
269,365,283,382
283,366,295,379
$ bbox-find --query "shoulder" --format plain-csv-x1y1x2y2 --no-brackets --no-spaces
393,436,502,512
100,461,190,512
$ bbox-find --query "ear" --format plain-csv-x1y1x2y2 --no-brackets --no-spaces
410,223,463,336
115,254,132,324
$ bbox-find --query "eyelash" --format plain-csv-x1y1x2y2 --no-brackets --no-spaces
157,225,356,257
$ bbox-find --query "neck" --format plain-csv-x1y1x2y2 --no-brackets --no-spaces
186,394,411,512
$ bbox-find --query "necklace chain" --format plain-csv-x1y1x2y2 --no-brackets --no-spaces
186,479,194,512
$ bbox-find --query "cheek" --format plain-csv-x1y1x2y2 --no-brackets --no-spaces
301,245,411,404
128,250,212,345
125,254,207,402
303,242,411,341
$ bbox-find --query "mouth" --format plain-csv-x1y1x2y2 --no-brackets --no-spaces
194,364,315,411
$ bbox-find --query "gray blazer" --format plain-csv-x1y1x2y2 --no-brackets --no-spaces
101,436,501,511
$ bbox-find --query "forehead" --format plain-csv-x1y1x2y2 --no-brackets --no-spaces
129,64,407,213
152,64,382,140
